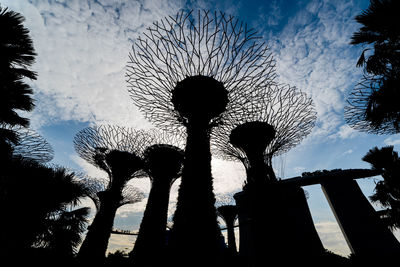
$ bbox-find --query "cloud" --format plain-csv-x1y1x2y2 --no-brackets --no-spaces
341,149,353,156
258,0,283,26
3,0,185,129
315,221,351,256
107,234,136,254
329,125,364,140
263,0,366,141
384,135,400,146
293,166,306,175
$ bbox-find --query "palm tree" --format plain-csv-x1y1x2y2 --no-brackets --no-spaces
0,6,36,157
0,158,92,260
362,146,400,229
345,0,400,134
36,207,90,259
351,0,399,76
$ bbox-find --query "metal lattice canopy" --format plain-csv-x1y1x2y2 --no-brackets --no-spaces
345,75,400,135
146,128,186,149
126,10,276,133
10,126,54,163
73,125,153,175
212,83,317,165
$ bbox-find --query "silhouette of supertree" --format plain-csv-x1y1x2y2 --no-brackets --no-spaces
130,130,184,265
213,84,319,265
217,206,238,253
213,83,316,188
8,127,54,163
215,194,238,254
74,125,150,262
126,10,276,262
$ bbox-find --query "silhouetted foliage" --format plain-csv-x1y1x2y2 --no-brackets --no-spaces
362,146,400,229
351,0,399,76
74,125,148,262
345,0,400,134
0,158,91,260
130,131,184,266
35,207,90,258
0,6,37,156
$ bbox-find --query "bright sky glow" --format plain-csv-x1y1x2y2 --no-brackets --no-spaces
3,0,400,256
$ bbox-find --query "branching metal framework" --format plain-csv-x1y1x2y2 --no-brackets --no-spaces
76,175,144,211
212,83,316,167
215,193,236,208
142,129,185,181
126,10,276,133
73,125,152,175
345,75,399,134
146,128,186,149
10,127,54,163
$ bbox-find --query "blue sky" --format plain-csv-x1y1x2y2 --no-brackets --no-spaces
3,0,400,256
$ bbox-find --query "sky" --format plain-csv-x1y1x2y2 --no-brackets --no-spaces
3,0,400,257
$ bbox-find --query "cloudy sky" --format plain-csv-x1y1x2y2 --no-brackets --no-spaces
3,0,400,256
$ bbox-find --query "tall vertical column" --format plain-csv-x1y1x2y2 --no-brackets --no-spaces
234,185,325,266
321,179,400,257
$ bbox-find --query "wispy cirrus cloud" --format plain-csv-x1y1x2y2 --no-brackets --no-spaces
259,0,367,141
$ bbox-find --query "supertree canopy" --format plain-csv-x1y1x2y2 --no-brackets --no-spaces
127,10,276,134
77,174,144,213
74,125,151,173
10,127,54,163
212,83,316,185
130,130,184,265
74,125,152,262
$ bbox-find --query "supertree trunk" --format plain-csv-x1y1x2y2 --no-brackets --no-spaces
130,178,174,264
226,220,237,253
217,205,238,254
170,122,221,260
78,190,120,262
130,142,184,266
74,126,148,263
